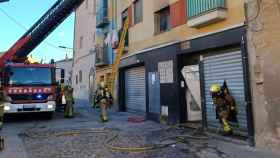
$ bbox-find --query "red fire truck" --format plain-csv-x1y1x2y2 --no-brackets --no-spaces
0,0,84,117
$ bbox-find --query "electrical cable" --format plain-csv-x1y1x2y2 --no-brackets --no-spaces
246,0,264,32
0,7,68,53
246,0,261,23
275,0,280,14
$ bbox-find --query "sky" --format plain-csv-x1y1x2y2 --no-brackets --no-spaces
0,0,75,62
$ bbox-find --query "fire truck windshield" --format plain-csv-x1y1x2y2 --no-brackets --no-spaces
8,67,53,86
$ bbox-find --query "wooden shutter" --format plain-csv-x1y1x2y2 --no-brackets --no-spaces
170,0,187,28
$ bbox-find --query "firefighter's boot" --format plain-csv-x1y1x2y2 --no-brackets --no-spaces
222,118,233,135
100,115,108,122
64,102,74,118
0,136,4,151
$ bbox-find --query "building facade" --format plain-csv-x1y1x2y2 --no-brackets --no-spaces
55,58,73,86
246,0,280,152
94,0,116,89
72,0,280,151
73,0,97,105
115,0,254,144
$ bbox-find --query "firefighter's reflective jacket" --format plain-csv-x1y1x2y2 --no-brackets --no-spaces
94,87,113,106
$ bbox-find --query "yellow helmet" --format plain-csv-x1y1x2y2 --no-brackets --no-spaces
210,84,221,93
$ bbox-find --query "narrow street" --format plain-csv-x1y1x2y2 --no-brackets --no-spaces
0,103,279,158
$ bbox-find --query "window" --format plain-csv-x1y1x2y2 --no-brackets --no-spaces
79,70,82,83
93,0,96,14
89,68,95,91
134,0,143,24
76,75,78,85
155,7,170,34
120,9,129,47
85,0,88,9
93,32,95,43
9,67,53,85
79,36,83,49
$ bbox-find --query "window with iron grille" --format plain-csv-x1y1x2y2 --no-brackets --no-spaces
76,75,78,85
85,0,88,9
79,70,82,83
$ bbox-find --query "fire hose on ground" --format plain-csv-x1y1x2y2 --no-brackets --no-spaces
22,125,209,152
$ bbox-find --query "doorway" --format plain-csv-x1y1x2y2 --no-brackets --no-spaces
181,65,202,121
179,54,203,123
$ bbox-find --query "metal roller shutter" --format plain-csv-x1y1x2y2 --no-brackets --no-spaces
203,50,248,135
125,67,146,113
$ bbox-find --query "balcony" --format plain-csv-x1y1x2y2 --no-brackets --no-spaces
187,0,227,28
96,0,109,28
95,45,109,67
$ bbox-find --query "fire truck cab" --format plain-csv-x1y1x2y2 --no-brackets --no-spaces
2,63,59,115
0,0,85,117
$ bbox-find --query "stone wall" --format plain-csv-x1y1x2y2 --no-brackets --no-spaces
246,0,280,152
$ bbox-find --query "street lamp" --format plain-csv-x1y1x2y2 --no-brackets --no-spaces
58,45,74,60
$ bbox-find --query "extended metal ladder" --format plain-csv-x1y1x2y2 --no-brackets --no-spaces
109,18,129,94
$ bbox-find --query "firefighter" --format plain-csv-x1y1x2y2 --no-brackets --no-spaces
0,86,5,150
210,81,238,135
64,86,75,118
0,103,4,151
94,81,113,122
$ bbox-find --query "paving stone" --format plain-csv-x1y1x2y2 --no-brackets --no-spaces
1,105,280,158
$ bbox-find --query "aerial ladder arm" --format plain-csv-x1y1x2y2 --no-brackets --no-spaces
0,0,85,66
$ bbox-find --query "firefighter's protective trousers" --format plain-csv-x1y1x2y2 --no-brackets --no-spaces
64,100,74,118
100,99,108,122
214,97,234,134
64,93,74,118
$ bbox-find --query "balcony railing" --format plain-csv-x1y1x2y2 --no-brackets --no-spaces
96,0,109,28
95,45,109,66
188,0,226,18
